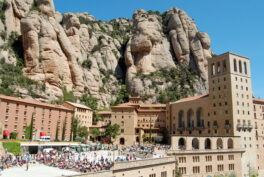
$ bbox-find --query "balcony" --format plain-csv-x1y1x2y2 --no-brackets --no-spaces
224,124,231,129
212,125,218,129
236,124,243,130
177,122,185,130
196,120,205,129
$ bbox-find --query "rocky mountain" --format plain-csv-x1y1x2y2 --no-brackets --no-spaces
0,0,212,107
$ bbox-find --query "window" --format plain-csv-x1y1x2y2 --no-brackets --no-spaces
229,164,235,170
149,174,156,177
244,62,247,74
217,62,221,73
228,155,234,160
161,171,167,177
178,157,186,163
234,59,237,72
193,166,200,174
206,165,212,172
205,156,212,162
179,167,186,174
222,60,227,72
239,60,242,73
217,155,224,161
211,63,216,75
193,156,200,162
121,129,124,133
217,164,224,171
5,116,8,122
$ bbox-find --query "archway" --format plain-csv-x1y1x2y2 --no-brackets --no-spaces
178,138,186,150
205,138,211,149
120,138,125,145
216,138,223,149
192,138,199,150
227,138,233,149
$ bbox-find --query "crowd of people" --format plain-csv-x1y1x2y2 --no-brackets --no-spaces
0,144,170,174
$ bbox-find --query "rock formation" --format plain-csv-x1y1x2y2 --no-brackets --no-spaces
0,0,212,107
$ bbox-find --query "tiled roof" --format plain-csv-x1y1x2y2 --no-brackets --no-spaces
0,94,72,111
64,101,92,110
253,98,264,104
137,109,165,113
98,111,112,114
140,104,166,108
173,94,209,103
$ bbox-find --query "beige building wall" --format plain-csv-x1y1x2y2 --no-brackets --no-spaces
63,102,93,131
73,157,176,177
167,52,256,177
253,99,264,176
169,136,243,177
213,53,256,176
111,107,138,145
0,95,73,140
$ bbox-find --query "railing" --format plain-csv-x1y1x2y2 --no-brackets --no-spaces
177,122,185,130
224,124,231,129
196,120,205,129
212,125,218,129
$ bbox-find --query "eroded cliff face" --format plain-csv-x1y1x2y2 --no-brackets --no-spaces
0,0,212,107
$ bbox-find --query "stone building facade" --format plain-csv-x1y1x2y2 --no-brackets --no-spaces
253,98,264,176
0,95,73,140
62,101,93,131
167,52,256,177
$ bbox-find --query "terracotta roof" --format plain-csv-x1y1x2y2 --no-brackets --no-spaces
253,98,264,104
64,101,92,110
0,94,72,111
111,105,135,109
137,109,165,113
98,111,112,115
140,104,166,108
173,94,209,103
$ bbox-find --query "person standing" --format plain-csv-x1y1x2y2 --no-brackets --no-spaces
26,162,29,171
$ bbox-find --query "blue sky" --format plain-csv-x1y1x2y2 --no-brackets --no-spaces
54,0,264,98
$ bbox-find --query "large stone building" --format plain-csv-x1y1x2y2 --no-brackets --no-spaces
102,97,167,145
62,101,93,131
166,52,257,177
253,98,264,176
0,95,73,140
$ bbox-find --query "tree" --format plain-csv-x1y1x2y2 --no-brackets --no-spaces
10,132,17,139
61,119,66,141
24,126,31,139
71,117,80,141
89,128,101,142
55,121,59,141
104,124,120,143
77,126,89,140
142,134,147,143
80,94,98,110
174,157,182,177
29,113,34,140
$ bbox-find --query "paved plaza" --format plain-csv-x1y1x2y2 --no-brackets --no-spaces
0,164,80,177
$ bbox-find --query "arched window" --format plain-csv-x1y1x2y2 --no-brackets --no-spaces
228,138,234,149
244,62,247,74
239,60,242,73
217,62,221,73
196,108,203,127
216,138,223,149
192,138,199,150
120,138,125,145
205,138,211,149
178,138,186,150
178,110,184,128
211,63,215,76
233,59,237,72
222,60,227,72
187,109,194,128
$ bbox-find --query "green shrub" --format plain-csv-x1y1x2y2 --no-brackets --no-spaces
10,132,17,139
0,0,9,23
2,142,21,155
82,58,92,69
30,0,40,12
